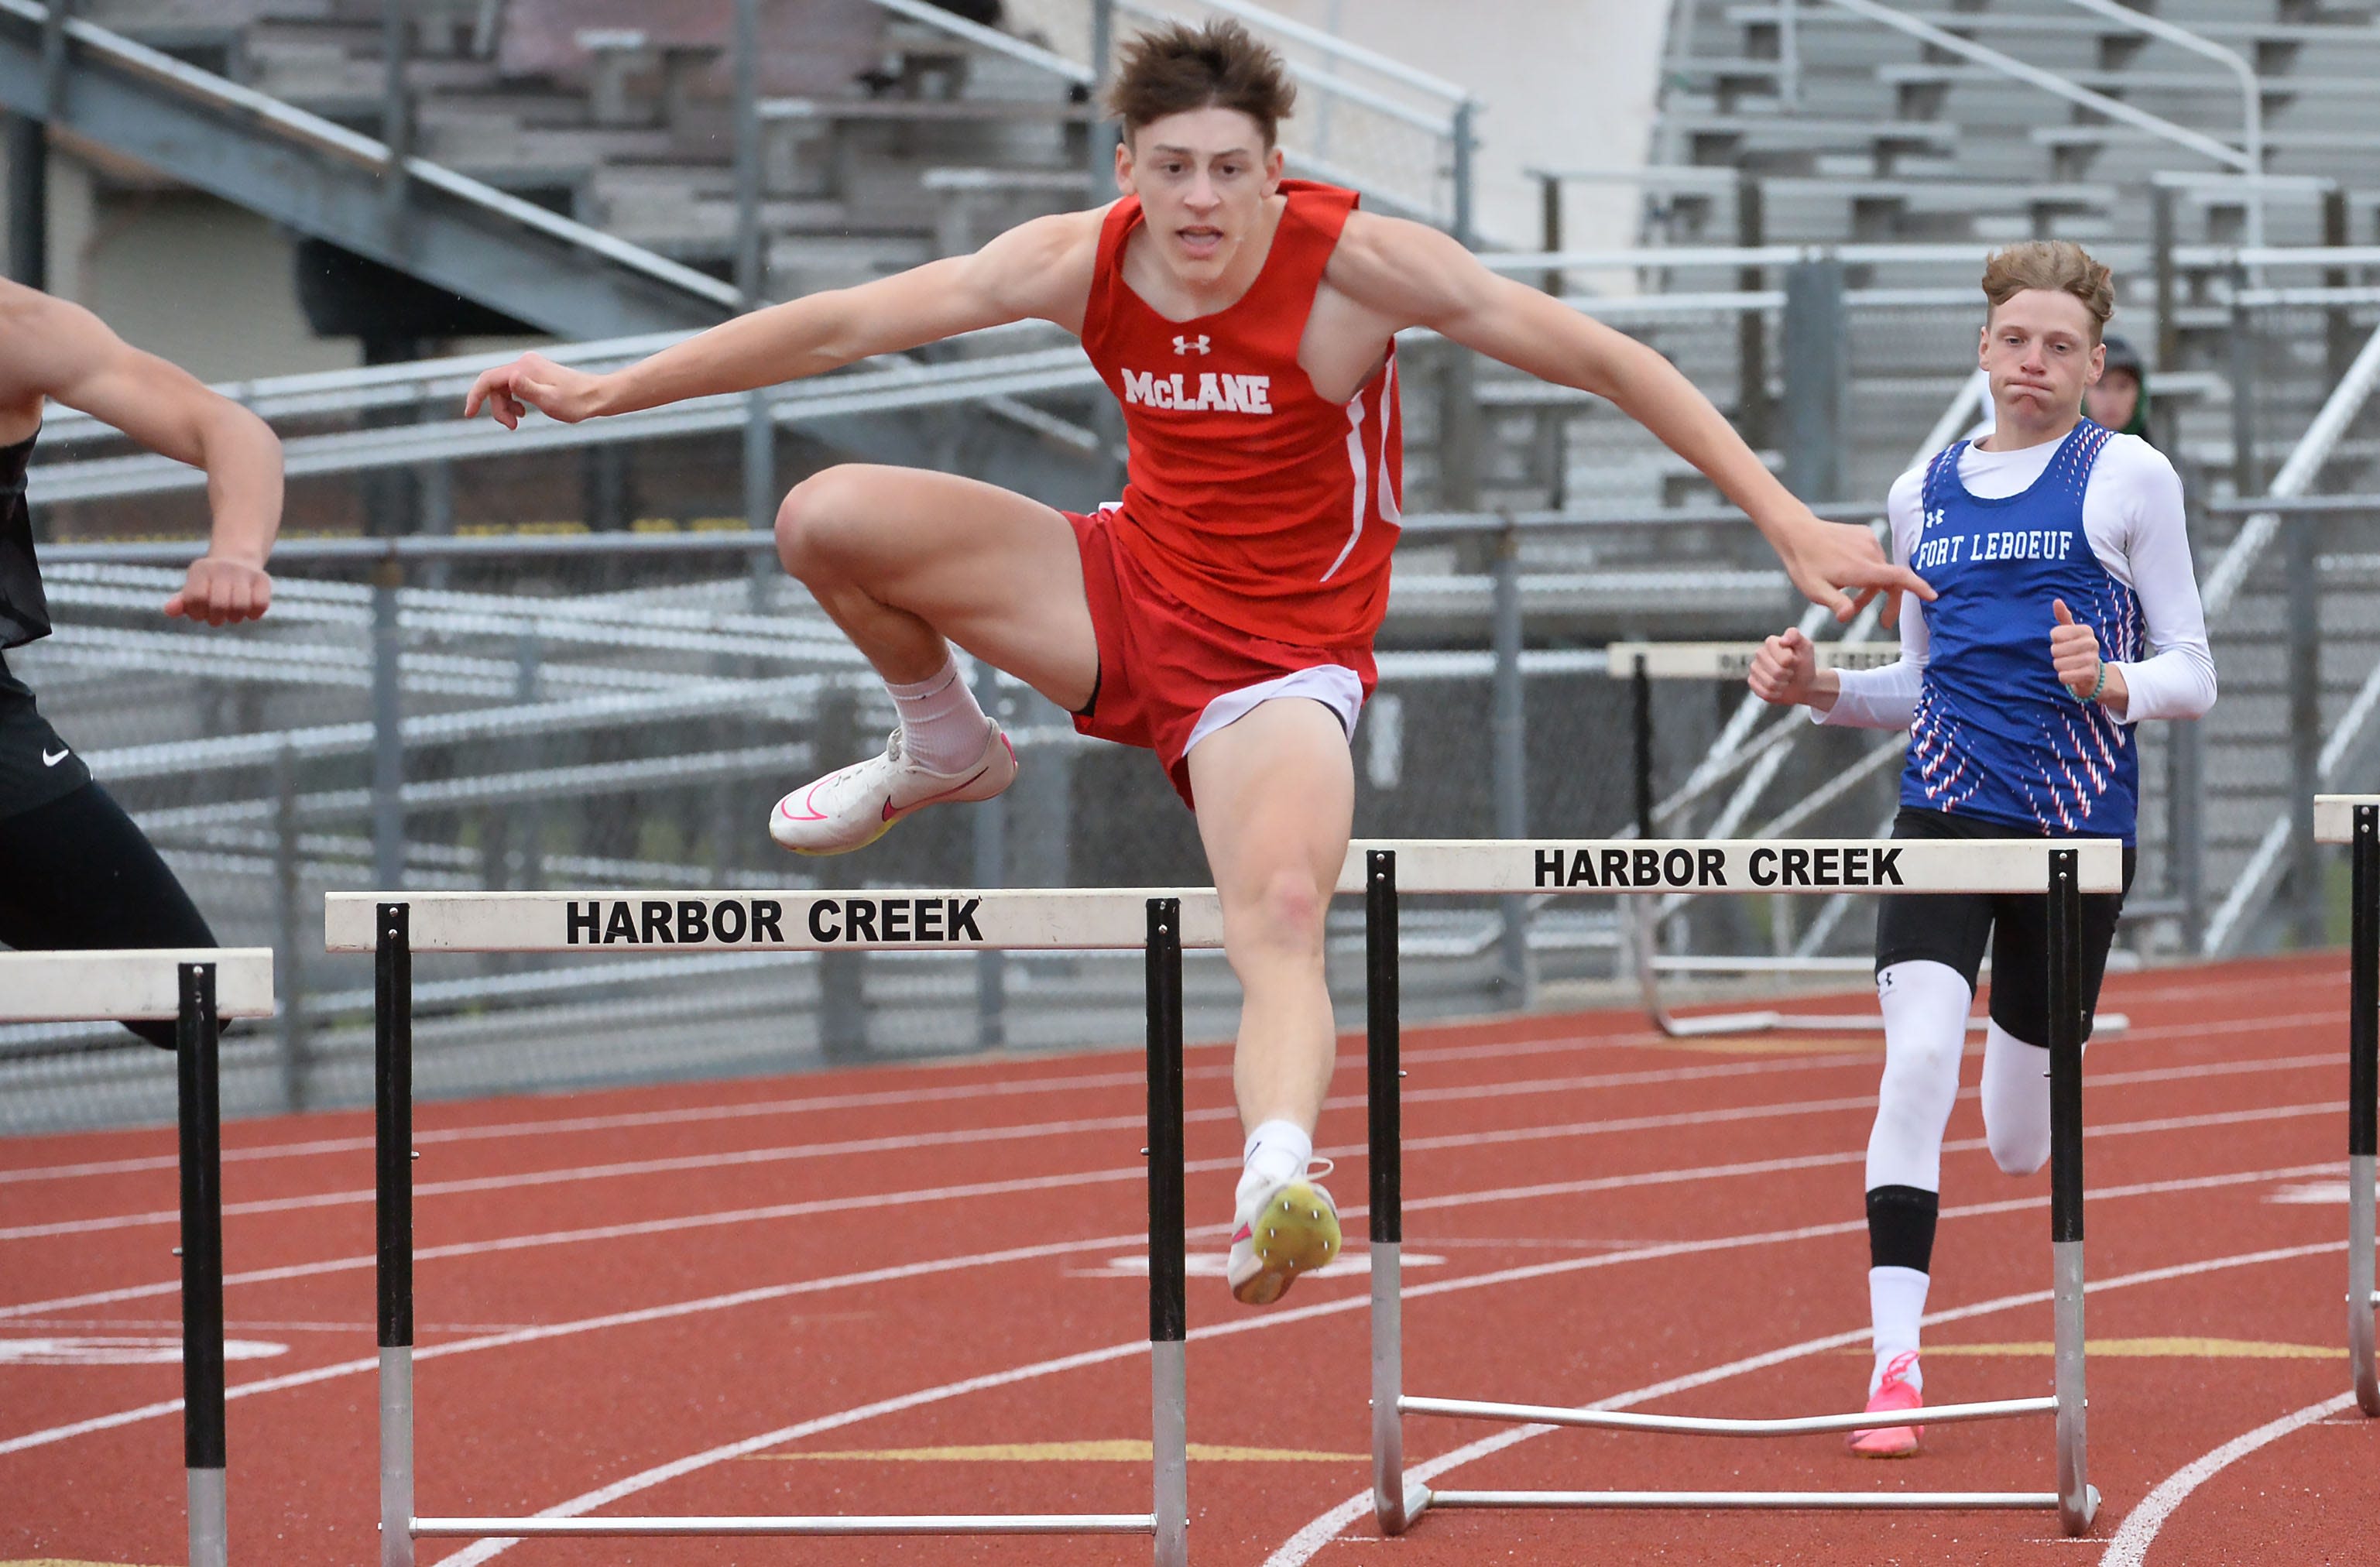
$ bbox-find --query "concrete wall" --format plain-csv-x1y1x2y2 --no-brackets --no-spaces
1243,0,1671,252
2,136,358,382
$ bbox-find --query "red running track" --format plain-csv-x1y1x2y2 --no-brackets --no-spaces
1,952,2372,1566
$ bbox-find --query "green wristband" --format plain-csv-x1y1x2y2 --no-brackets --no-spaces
2084,661,2107,704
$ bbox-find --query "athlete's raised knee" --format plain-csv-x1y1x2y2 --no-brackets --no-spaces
773,465,875,582
1987,1122,2051,1177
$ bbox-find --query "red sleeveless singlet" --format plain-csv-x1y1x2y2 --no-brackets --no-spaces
1079,180,1401,649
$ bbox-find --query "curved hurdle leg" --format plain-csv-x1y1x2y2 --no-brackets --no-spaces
2047,850,2098,1536
2351,807,2378,1415
178,962,228,1567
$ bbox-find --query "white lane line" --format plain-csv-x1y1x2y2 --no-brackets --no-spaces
1260,1239,2348,1567
2096,1391,2365,1566
0,1096,2344,1327
2,990,2327,1187
9,1041,2331,1243
0,1054,1915,1242
440,1228,2346,1567
0,1025,1670,1186
0,1134,2327,1463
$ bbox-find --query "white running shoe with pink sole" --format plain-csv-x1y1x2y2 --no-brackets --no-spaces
769,719,1017,856
1847,1349,1925,1458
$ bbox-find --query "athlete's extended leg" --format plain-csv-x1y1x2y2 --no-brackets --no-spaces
769,465,1099,852
0,781,218,1050
1187,698,1353,1305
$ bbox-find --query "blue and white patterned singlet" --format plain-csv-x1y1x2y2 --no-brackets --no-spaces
1901,420,2145,842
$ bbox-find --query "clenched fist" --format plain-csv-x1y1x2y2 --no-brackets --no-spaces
165,554,272,626
1747,626,1826,708
2051,598,2127,713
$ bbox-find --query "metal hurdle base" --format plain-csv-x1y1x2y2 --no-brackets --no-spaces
1422,1488,2097,1514
412,1515,1160,1538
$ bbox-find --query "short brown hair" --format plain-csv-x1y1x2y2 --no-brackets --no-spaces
1980,241,2115,343
1108,19,1295,147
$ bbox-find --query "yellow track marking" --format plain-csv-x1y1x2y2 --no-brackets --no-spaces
1845,1338,2342,1360
744,1441,1363,1463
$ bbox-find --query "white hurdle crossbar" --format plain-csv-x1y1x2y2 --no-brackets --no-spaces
2315,794,2380,1416
0,947,275,1567
1360,839,2116,1538
324,890,1218,1565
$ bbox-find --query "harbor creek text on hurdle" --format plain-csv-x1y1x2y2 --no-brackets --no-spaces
564,897,986,945
1532,845,1908,889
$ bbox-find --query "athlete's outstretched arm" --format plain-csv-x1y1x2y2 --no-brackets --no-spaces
0,283,280,625
465,210,1105,428
1325,214,1931,622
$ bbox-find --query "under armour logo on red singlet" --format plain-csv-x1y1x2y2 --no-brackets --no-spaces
1172,334,1211,356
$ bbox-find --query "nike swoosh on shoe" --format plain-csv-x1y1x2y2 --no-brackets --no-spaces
882,763,993,821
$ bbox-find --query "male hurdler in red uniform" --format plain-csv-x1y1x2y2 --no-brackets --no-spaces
468,22,1922,1307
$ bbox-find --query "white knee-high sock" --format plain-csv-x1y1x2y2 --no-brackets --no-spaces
1864,960,1974,1192
885,654,989,773
1869,1266,1929,1394
1237,1120,1312,1209
1978,1017,2096,1175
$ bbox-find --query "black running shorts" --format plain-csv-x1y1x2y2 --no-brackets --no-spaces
0,653,91,821
1872,806,2137,1046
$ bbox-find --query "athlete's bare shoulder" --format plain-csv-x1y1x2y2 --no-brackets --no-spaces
961,204,1109,337
1317,208,1488,333
0,281,113,394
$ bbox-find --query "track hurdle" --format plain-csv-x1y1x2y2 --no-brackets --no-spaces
0,947,276,1567
323,889,1221,1565
1607,641,2128,1040
2313,793,2380,1415
1610,641,1920,1037
1360,838,2121,1537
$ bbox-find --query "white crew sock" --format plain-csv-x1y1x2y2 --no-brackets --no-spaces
1236,1120,1313,1210
1869,1265,1930,1395
884,655,989,773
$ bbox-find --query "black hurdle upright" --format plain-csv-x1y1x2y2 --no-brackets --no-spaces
2045,849,2091,1535
376,904,414,1567
1144,898,1192,1565
2350,802,2378,1414
1365,850,1422,1534
177,961,229,1567
366,892,1187,1562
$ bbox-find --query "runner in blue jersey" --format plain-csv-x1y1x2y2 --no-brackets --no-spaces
1747,241,2217,1456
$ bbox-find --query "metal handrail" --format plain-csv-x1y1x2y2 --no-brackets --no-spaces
1121,0,1469,109
1802,0,2251,177
0,0,741,312
863,0,1094,86
2052,0,2264,252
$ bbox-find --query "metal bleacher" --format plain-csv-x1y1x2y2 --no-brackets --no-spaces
1641,0,2380,962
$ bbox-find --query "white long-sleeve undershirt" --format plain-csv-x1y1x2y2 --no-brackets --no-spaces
1818,430,2217,732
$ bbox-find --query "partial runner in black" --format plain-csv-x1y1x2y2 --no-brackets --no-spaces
0,281,283,1047
1747,241,2216,1459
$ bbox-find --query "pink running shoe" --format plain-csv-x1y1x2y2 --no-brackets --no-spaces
1847,1350,1924,1458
